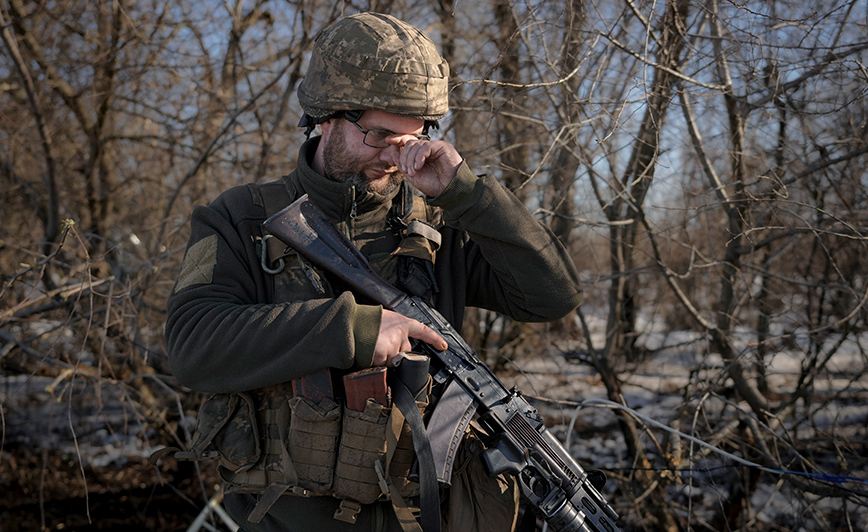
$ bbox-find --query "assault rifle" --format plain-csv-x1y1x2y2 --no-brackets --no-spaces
264,195,620,532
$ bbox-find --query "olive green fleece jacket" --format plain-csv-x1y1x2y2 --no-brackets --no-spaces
166,137,581,393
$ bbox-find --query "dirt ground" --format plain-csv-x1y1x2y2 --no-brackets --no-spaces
3,347,866,531
0,374,225,532
0,447,222,532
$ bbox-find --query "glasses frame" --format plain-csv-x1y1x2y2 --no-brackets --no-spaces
346,118,430,148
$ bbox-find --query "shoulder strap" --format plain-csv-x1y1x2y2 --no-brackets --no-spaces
248,178,298,218
251,178,299,274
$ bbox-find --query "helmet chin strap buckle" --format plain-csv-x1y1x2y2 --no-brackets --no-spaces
297,114,314,128
299,112,347,138
298,114,318,138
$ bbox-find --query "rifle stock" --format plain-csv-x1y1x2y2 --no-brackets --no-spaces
263,194,406,308
264,195,621,532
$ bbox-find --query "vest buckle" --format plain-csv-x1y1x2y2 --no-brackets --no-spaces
334,499,362,524
289,485,311,497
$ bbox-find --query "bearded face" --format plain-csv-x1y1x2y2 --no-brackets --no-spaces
320,120,404,195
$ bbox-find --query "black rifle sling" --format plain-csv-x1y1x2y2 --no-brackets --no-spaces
391,379,440,532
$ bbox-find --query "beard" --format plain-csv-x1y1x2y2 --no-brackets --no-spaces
321,123,404,195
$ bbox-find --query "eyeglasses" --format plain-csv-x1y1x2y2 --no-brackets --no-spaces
346,119,430,148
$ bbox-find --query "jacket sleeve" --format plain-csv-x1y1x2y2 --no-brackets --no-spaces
429,163,582,323
165,187,380,393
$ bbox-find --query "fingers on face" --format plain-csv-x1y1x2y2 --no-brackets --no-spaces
383,137,425,170
403,143,432,175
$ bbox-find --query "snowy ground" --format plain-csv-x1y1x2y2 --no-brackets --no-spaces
1,374,157,468
2,315,867,531
495,313,868,531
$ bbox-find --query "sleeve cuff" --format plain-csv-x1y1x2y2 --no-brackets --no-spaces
352,304,382,369
426,161,483,219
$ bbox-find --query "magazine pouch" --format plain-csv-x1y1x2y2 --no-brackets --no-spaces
333,398,391,504
287,395,341,494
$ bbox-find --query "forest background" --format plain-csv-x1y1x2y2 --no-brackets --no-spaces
1,0,867,531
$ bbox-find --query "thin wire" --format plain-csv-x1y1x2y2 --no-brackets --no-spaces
567,398,868,485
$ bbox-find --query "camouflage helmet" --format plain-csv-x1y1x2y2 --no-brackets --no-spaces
297,12,449,126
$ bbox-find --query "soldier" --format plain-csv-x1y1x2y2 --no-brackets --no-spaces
164,12,582,532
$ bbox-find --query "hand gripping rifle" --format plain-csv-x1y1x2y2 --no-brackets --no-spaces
264,195,621,532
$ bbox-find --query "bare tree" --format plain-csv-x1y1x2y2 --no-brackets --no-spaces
2,1,867,530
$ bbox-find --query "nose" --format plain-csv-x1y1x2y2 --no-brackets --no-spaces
379,139,404,164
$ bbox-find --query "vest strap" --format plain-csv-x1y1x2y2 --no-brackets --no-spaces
376,460,424,532
406,220,441,250
248,482,291,523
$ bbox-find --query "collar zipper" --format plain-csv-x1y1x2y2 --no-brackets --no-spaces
345,187,357,241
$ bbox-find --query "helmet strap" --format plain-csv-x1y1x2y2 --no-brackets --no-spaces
342,110,364,123
298,114,321,138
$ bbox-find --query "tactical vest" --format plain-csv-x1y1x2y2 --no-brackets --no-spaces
153,178,444,529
